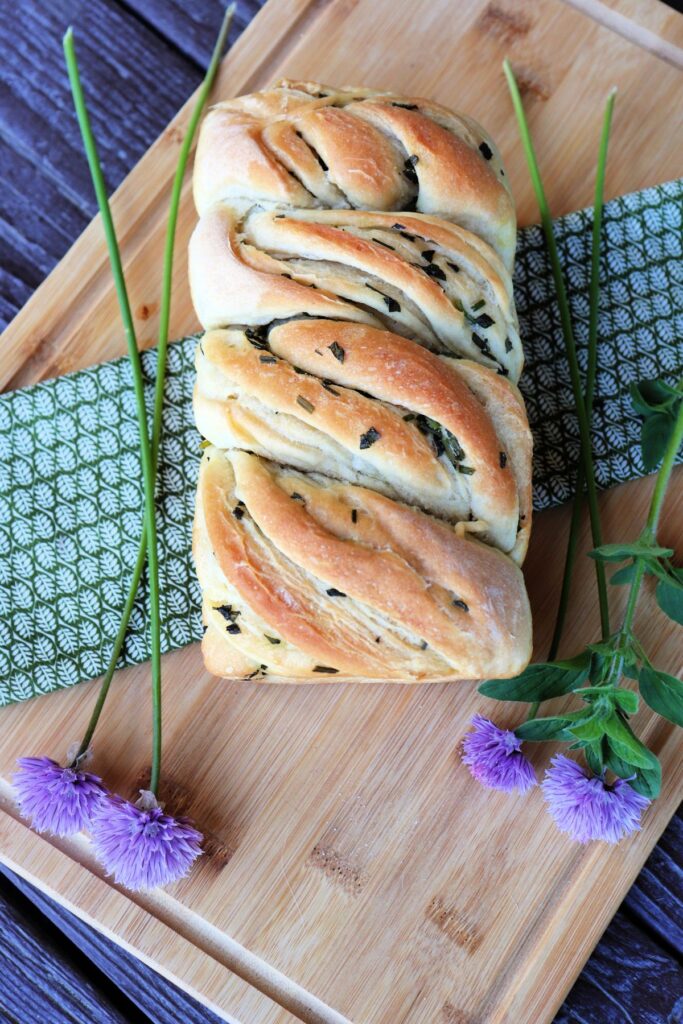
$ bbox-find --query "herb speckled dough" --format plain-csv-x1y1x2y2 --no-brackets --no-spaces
189,80,533,682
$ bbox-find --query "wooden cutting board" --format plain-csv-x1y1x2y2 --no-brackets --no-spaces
1,1,682,1021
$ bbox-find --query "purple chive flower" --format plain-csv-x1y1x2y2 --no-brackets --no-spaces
461,714,537,792
13,756,107,836
542,755,650,843
90,790,203,890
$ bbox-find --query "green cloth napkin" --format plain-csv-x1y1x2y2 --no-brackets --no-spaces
1,179,681,705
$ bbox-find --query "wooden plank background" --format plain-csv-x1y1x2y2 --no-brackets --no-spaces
0,1,682,1022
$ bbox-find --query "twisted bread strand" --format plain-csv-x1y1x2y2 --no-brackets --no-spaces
194,79,516,268
190,81,533,682
196,449,531,681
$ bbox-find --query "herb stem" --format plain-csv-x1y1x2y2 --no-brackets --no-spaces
503,59,610,642
76,539,148,756
548,90,615,659
605,384,683,685
64,28,162,790
68,7,234,780
644,377,683,536
547,491,583,660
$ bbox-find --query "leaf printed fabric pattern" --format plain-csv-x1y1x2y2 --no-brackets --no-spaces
517,177,682,506
1,179,681,705
0,342,203,705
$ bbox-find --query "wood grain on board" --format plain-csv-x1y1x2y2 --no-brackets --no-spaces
1,0,682,1022
575,0,683,55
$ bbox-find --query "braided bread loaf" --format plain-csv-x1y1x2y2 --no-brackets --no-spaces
189,80,533,682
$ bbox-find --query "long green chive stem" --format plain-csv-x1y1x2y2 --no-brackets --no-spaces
64,27,162,789
605,382,683,685
503,59,610,643
69,6,234,780
548,90,616,659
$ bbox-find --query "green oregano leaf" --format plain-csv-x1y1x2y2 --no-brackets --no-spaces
587,649,610,683
584,742,604,776
629,378,682,469
639,664,683,727
574,686,639,716
609,561,638,586
630,378,680,416
655,571,683,626
567,714,605,743
612,689,639,714
604,743,662,800
587,640,616,659
601,713,658,770
641,411,677,471
514,716,574,742
621,645,639,668
478,651,591,703
588,541,674,563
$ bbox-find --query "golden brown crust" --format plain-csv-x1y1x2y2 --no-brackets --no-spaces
188,203,379,332
195,449,531,681
189,205,522,380
194,322,531,557
190,79,533,683
193,79,515,270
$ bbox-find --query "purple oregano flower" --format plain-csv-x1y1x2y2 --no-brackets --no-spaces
90,790,203,890
462,714,537,793
13,755,107,836
542,755,650,843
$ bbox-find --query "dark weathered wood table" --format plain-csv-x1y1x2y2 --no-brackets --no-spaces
0,1,681,1021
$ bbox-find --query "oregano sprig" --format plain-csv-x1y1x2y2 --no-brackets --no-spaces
479,381,682,802
463,63,683,843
